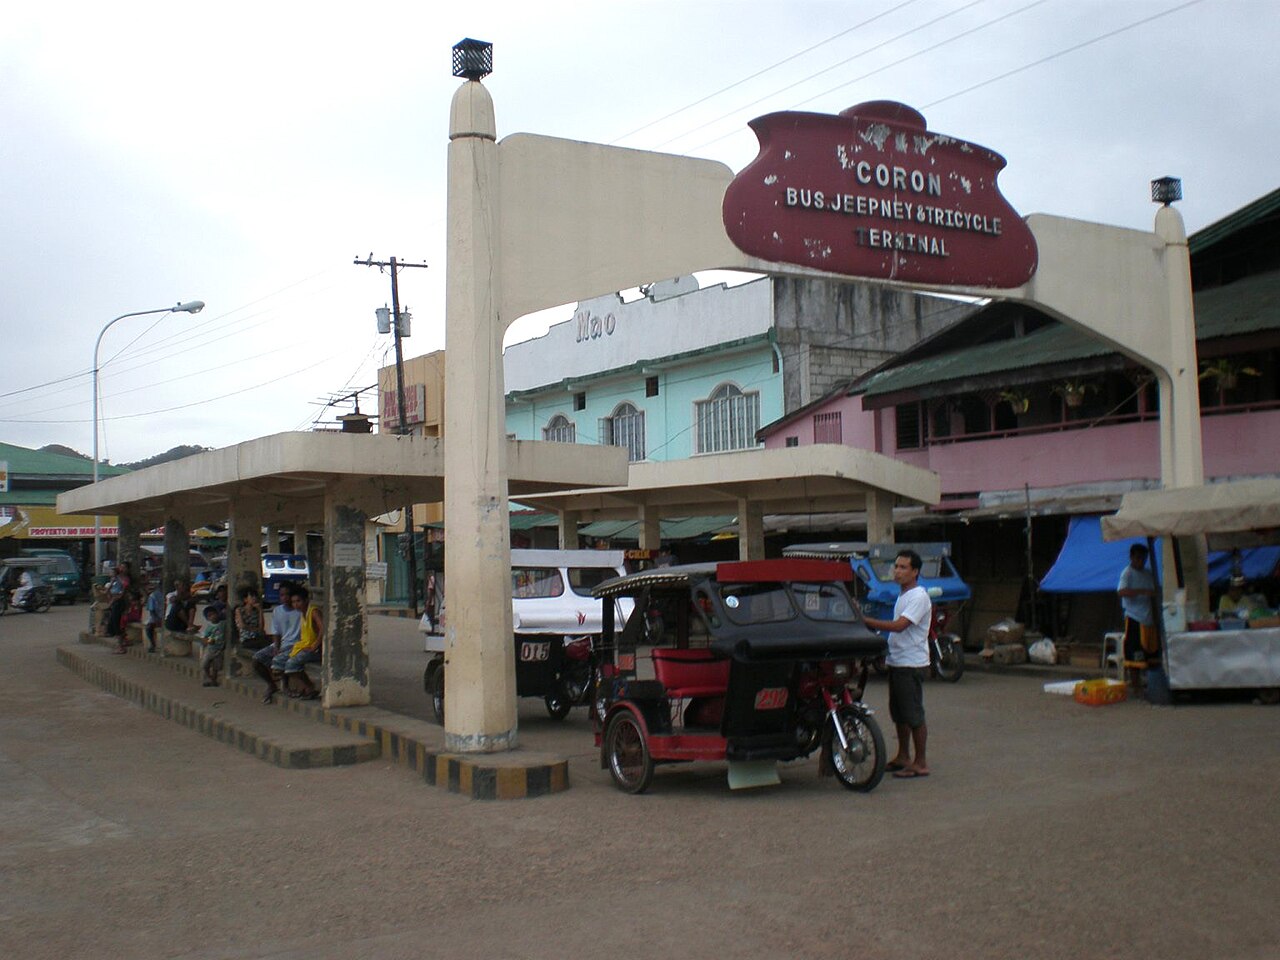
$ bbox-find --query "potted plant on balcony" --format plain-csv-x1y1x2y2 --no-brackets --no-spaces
997,389,1029,414
1199,358,1259,396
1052,379,1096,409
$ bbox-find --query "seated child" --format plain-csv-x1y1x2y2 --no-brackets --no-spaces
200,604,227,687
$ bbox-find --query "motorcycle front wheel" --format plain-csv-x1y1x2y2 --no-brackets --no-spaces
428,666,445,725
829,705,886,792
931,634,965,682
604,711,654,794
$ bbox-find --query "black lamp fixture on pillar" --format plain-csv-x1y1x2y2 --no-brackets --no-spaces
1151,176,1183,206
452,38,493,80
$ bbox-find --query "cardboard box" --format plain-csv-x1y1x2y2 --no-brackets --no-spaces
991,642,1028,665
1069,645,1102,668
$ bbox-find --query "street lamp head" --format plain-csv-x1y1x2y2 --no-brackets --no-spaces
174,300,205,314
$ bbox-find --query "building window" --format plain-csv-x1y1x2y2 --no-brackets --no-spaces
573,391,586,411
813,411,842,444
785,436,799,447
695,382,761,454
895,402,922,450
645,376,660,398
543,414,575,443
600,402,646,461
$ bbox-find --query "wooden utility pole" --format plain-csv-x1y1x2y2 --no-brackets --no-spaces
355,255,428,615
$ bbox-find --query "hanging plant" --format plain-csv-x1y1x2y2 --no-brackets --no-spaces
1199,358,1259,393
1052,379,1096,409
998,389,1029,414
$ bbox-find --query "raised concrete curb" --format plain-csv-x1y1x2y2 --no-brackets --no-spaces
68,632,570,800
58,645,381,769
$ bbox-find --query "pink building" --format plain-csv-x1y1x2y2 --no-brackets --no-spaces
760,189,1280,645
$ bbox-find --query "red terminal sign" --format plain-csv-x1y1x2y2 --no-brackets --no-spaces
723,101,1037,288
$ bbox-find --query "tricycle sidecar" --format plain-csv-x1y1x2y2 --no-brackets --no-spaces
592,559,888,794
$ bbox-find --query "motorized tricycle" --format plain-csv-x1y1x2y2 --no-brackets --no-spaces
590,558,888,794
0,557,56,615
423,549,638,723
783,542,970,682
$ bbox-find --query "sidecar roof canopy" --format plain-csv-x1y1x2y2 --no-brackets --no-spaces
593,558,852,599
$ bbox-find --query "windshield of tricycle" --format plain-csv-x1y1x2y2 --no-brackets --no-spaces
717,581,858,626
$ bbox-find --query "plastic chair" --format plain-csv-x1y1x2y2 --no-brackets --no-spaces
1101,632,1124,680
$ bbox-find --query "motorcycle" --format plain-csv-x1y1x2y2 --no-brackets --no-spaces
593,560,888,795
929,605,965,683
424,632,601,725
0,559,56,615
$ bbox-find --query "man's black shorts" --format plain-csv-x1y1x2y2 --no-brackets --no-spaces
888,666,927,728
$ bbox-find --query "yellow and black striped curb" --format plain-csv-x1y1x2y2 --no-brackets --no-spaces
58,646,380,770
72,632,571,801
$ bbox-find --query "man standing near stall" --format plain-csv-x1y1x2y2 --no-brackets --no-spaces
860,549,932,780
1117,543,1158,691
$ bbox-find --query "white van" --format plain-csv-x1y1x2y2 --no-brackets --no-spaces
422,549,632,652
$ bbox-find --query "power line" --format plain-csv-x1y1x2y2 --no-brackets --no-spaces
608,0,926,146
653,0,996,152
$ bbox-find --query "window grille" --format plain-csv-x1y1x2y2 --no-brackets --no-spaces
599,402,646,461
543,414,575,443
695,383,761,453
813,411,842,444
895,402,923,450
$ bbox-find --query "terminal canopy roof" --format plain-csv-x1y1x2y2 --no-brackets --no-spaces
514,444,940,520
56,432,628,528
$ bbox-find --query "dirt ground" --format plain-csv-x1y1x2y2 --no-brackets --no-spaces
2,605,1277,960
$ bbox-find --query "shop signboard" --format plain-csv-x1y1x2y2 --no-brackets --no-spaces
380,383,427,429
722,100,1038,289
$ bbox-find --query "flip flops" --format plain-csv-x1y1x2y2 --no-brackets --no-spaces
892,768,930,779
885,761,907,772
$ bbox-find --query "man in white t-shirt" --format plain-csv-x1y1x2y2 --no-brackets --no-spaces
861,549,932,779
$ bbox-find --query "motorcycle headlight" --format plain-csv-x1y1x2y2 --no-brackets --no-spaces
832,662,851,680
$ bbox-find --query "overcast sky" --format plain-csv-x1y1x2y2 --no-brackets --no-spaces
1,0,1274,463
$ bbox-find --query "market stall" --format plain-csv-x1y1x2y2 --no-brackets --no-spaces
1101,479,1280,693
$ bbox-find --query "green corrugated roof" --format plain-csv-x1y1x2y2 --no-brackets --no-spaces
0,489,59,506
861,269,1280,398
1191,269,1280,339
509,511,559,531
1189,188,1280,255
861,323,1113,397
0,442,130,479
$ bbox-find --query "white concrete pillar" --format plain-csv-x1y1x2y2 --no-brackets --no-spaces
558,510,581,550
224,506,264,677
322,481,370,708
866,490,896,544
737,498,765,561
638,506,662,554
162,515,189,591
1154,205,1210,616
116,515,144,582
442,78,518,752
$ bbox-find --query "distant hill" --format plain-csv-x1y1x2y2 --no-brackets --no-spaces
36,443,213,470
40,443,90,461
123,446,212,470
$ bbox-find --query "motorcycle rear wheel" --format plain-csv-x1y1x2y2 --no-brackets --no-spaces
34,594,53,614
544,691,573,721
604,711,653,794
829,706,886,792
931,634,965,682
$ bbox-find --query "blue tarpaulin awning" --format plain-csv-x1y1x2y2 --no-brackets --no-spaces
1039,515,1280,593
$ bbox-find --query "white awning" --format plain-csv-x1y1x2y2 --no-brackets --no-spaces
1101,478,1280,541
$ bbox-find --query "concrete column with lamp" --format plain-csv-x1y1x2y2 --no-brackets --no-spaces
92,300,203,574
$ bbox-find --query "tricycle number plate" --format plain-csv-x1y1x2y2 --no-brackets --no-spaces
519,641,551,662
754,687,789,711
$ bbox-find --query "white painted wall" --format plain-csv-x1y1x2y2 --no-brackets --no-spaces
503,277,772,393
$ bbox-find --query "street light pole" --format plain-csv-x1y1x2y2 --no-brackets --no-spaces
92,300,205,573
